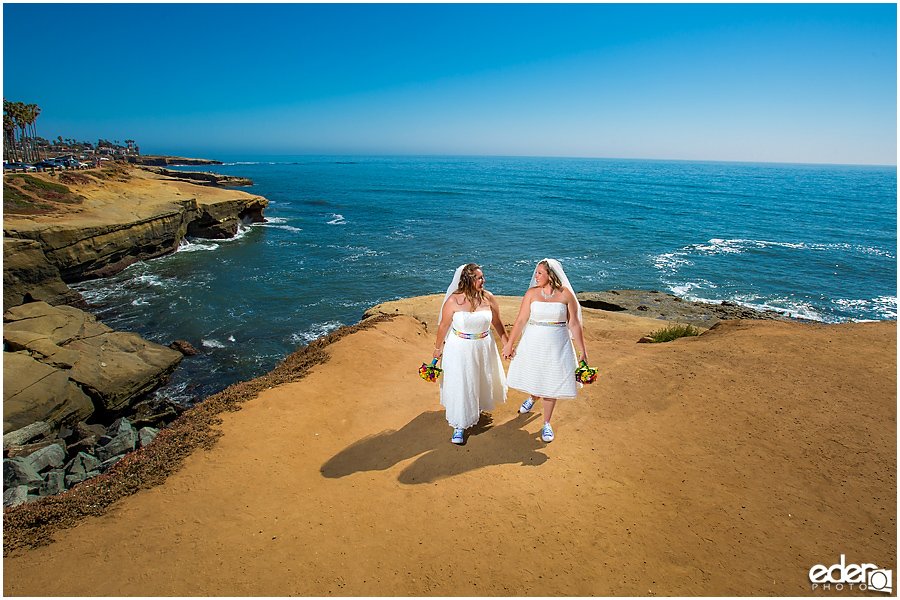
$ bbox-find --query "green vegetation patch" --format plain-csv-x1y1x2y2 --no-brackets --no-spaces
5,174,84,205
648,323,701,343
3,182,54,214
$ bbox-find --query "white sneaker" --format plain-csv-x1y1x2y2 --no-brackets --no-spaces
451,428,464,444
541,423,554,442
519,398,535,413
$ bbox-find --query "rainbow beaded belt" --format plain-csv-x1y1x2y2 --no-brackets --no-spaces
452,327,490,340
528,319,567,327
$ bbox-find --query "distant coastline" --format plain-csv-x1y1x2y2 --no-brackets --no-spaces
124,155,223,167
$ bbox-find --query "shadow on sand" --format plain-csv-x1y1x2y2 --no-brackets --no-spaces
320,410,548,484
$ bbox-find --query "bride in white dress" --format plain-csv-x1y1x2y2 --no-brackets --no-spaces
502,259,588,443
433,264,508,444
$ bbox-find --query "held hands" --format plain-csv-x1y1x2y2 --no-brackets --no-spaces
501,343,515,360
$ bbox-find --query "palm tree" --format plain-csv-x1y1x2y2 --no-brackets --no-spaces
3,113,17,162
11,101,29,162
26,103,40,160
3,99,19,162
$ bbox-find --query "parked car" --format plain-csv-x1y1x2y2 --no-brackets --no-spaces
33,160,65,170
4,161,36,171
57,157,86,168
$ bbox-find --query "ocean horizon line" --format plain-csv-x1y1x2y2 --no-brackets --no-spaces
160,153,898,170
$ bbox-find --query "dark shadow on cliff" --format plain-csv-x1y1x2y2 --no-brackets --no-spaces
320,410,548,483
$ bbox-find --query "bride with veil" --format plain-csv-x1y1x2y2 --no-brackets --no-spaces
432,263,508,444
502,259,588,443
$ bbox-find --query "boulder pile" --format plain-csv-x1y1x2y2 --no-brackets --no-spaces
3,408,180,507
2,299,190,506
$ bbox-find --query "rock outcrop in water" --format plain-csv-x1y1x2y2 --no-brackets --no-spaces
576,290,802,329
140,166,253,188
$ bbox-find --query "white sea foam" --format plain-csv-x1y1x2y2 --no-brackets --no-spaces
177,238,219,252
681,238,894,260
835,296,898,321
668,281,714,298
289,321,344,346
134,274,165,287
202,339,227,349
725,290,829,322
690,238,802,255
221,223,252,241
326,213,347,225
675,289,827,323
653,253,694,270
151,380,194,405
131,298,150,306
266,224,303,233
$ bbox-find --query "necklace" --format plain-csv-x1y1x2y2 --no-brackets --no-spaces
540,287,556,299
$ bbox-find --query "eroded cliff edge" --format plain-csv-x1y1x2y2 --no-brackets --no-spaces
4,164,267,291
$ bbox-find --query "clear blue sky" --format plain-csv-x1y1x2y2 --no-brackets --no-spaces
3,3,896,165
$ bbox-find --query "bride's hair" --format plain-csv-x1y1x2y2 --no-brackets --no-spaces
455,263,486,311
538,260,563,291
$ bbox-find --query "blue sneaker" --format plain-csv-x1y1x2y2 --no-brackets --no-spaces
519,398,535,413
541,423,554,442
451,428,464,444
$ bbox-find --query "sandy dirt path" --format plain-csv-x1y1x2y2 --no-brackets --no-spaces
3,304,895,596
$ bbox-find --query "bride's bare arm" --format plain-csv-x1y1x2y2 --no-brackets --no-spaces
486,292,509,345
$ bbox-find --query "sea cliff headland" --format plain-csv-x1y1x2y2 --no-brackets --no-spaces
3,161,268,506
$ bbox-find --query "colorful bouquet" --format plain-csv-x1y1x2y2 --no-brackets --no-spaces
575,360,598,384
419,358,443,383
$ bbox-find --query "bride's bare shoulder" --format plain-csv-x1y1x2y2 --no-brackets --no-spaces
445,293,468,308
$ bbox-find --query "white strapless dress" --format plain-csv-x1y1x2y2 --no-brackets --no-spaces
506,301,579,399
439,310,507,429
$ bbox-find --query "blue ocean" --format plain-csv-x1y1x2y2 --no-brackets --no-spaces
72,156,897,404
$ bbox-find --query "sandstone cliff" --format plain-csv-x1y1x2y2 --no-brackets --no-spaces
3,302,183,434
140,166,253,188
3,237,86,311
3,164,267,283
2,163,269,439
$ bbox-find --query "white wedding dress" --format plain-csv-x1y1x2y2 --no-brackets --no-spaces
439,309,507,429
506,301,579,399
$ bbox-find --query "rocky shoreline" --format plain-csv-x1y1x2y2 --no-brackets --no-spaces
3,162,268,507
124,155,223,167
576,289,805,329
